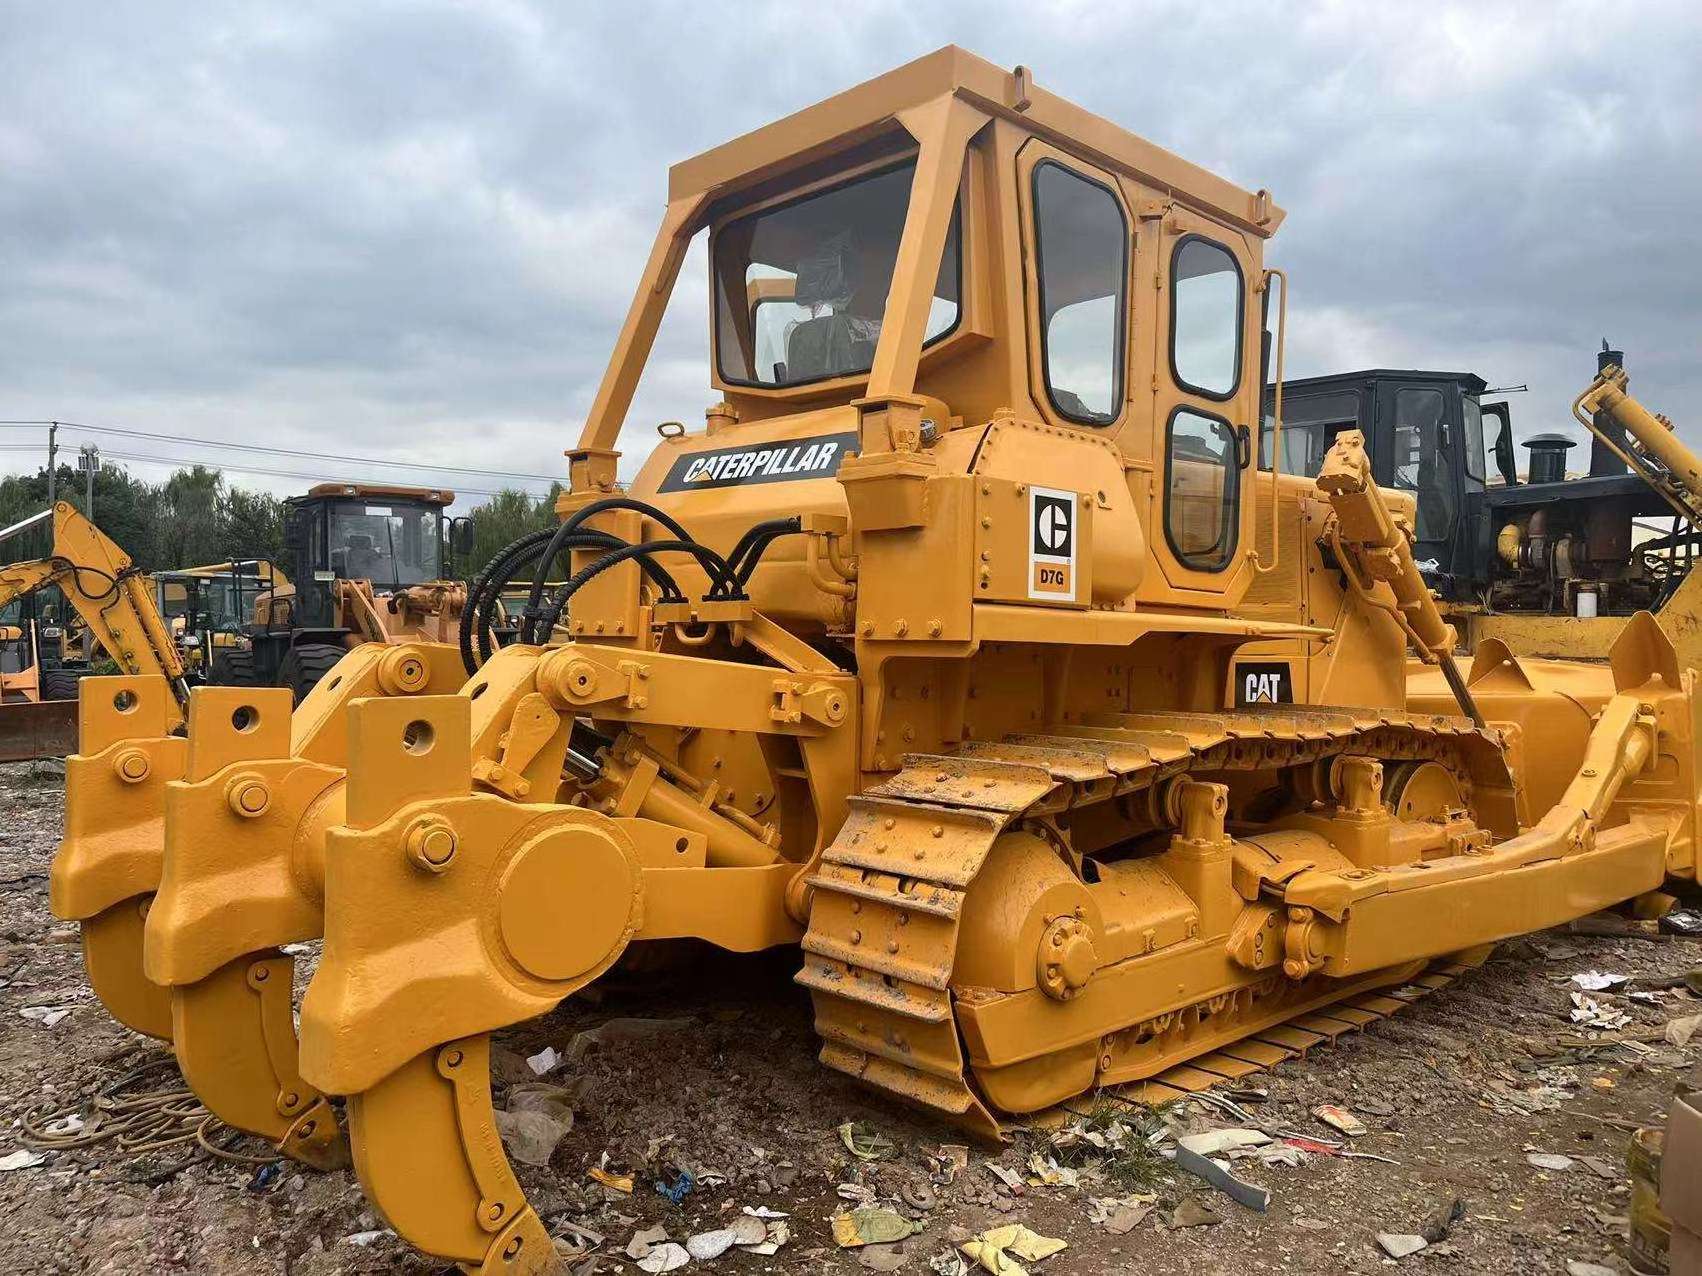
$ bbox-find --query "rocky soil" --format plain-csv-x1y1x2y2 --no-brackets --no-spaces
1,759,1695,1274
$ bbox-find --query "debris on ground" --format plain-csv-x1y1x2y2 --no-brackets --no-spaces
1570,970,1630,991
832,1207,923,1248
1312,1104,1368,1137
1526,1151,1576,1172
1570,991,1633,1030
2,761,1701,1275
838,1120,897,1161
1376,1232,1429,1259
959,1223,1066,1274
1171,1143,1271,1212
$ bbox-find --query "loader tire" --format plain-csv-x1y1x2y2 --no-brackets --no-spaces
279,643,347,705
209,648,261,688
39,665,86,701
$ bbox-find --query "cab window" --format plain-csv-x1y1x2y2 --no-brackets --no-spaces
1462,396,1487,483
1171,237,1242,399
1391,387,1453,542
1260,388,1361,477
713,160,961,388
1165,408,1240,570
1033,161,1127,425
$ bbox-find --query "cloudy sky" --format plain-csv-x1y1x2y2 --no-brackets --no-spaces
1,1,1698,509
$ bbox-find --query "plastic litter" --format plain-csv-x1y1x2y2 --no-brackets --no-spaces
637,1241,690,1273
1312,1104,1368,1137
588,1163,634,1194
342,1230,394,1247
18,1006,70,1028
1571,970,1630,991
246,1161,282,1193
653,1167,694,1203
0,1150,46,1172
494,1108,571,1167
686,1227,740,1261
1177,1127,1272,1156
525,1046,563,1076
959,1223,1067,1274
1660,908,1702,936
838,1120,896,1161
1570,992,1631,1030
859,1242,912,1272
832,1208,923,1248
1172,1143,1271,1212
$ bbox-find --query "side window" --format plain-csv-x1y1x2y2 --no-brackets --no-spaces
1165,409,1240,570
1171,237,1243,399
1033,161,1127,425
1391,387,1454,542
1462,396,1486,484
1260,388,1361,477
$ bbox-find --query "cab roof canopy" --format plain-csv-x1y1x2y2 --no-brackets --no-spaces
302,483,454,506
669,45,1283,239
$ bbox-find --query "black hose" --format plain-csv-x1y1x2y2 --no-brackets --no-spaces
524,496,704,632
538,540,743,637
717,517,802,596
459,529,554,674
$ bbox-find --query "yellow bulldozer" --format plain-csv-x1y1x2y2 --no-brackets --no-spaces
48,49,1702,1275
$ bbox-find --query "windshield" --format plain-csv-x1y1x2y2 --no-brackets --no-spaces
713,159,960,387
329,502,441,587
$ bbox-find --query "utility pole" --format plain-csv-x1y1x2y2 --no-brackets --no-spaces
78,444,98,521
76,444,100,660
45,422,57,507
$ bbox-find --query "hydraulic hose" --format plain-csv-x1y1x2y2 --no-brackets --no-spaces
524,497,705,631
538,540,742,636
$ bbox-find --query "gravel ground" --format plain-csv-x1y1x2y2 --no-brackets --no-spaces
1,758,1696,1274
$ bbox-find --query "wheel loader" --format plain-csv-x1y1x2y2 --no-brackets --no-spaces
49,48,1702,1276
207,482,469,701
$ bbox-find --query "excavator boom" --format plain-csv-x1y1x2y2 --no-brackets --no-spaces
0,504,190,724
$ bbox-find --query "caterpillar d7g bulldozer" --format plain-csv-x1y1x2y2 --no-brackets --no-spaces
50,48,1702,1275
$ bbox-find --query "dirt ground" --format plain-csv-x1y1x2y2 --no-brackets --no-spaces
2,758,1695,1275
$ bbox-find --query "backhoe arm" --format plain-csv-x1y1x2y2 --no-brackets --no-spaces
0,504,190,720
1576,364,1702,524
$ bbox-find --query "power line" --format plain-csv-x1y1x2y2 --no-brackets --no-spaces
90,447,551,501
0,418,565,484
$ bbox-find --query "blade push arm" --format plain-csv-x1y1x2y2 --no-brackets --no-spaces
1316,430,1485,727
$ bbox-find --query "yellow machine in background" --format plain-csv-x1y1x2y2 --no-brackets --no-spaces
1458,358,1702,663
49,49,1702,1276
0,503,189,710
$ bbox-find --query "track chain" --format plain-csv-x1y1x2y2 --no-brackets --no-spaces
796,705,1508,1133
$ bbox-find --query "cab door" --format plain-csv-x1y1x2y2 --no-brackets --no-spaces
1145,209,1259,600
1371,380,1457,577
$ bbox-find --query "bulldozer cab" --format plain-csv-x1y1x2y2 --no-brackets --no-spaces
281,484,451,628
575,47,1285,612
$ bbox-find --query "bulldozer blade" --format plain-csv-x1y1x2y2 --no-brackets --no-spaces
170,953,348,1170
80,896,172,1040
0,697,77,761
348,1036,557,1274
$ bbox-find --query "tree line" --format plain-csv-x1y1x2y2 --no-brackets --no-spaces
0,461,563,579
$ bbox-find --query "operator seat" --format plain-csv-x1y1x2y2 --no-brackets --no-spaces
785,231,880,380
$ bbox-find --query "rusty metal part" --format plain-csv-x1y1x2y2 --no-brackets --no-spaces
0,697,76,761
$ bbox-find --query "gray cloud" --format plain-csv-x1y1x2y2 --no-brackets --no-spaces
1,0,1698,505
